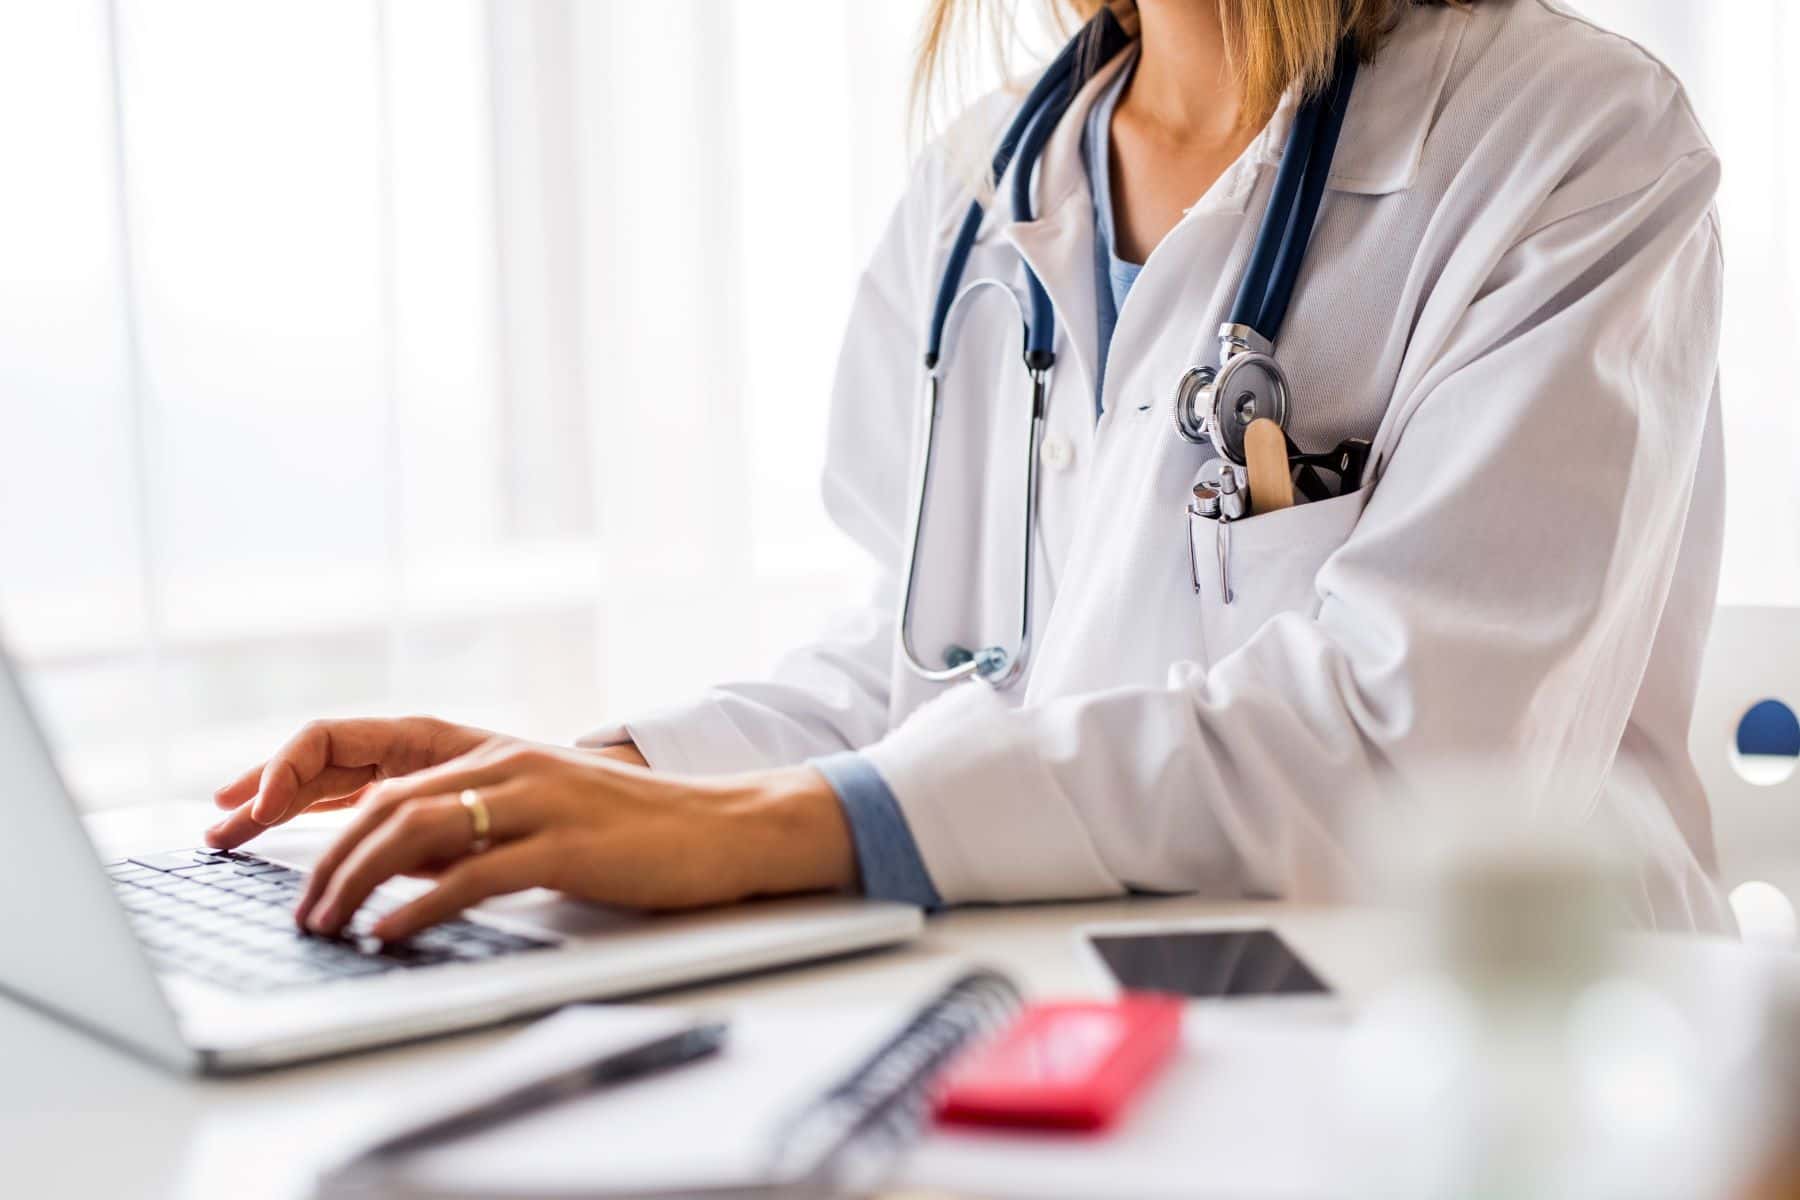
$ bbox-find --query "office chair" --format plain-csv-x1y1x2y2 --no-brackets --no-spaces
1689,605,1800,940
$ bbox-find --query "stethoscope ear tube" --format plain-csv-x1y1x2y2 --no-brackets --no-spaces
897,373,986,685
899,283,1045,688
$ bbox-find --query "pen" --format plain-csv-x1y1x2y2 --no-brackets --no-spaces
366,1020,730,1158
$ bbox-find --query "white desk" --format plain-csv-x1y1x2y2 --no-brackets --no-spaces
0,806,1771,1199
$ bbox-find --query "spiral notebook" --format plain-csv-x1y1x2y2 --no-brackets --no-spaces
316,970,1022,1200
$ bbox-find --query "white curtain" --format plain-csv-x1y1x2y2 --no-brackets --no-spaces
1,1,1796,812
0,0,918,809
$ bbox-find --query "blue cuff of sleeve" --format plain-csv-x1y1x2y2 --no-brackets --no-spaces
810,751,943,911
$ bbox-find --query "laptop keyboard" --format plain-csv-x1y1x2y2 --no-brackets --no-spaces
105,847,553,993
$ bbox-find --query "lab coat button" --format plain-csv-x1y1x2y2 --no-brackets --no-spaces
1040,434,1075,471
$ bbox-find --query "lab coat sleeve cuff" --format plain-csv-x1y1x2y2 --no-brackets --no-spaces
574,698,771,776
810,752,943,910
859,682,1122,905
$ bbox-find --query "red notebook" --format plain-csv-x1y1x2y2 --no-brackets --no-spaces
932,994,1184,1132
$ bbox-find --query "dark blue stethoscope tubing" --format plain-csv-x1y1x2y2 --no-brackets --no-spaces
1226,91,1325,335
1253,45,1360,341
926,203,989,368
923,43,1085,368
1010,77,1076,368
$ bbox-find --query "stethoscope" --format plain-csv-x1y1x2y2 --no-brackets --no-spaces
897,10,1360,688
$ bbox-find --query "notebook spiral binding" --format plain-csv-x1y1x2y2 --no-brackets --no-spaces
764,967,1023,1194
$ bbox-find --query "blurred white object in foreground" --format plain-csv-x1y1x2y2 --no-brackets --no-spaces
1730,880,1800,949
1337,837,1737,1199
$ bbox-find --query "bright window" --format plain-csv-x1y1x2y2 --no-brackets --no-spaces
0,0,916,809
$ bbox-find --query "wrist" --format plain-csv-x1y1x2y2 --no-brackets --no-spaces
719,766,857,899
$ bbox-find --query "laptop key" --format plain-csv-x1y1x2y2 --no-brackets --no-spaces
453,939,509,959
123,846,551,991
182,865,241,884
331,958,390,978
127,850,214,872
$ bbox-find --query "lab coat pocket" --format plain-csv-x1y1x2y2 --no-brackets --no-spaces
1196,488,1368,662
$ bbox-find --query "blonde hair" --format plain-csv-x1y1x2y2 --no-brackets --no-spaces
912,0,1459,142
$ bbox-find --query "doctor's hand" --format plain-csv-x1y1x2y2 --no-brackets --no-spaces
209,725,855,940
204,716,644,851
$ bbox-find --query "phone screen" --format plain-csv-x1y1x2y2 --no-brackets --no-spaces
1088,928,1331,998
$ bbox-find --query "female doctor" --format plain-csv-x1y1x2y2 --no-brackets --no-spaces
208,0,1731,938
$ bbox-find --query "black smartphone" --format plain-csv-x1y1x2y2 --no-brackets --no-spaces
1087,927,1331,998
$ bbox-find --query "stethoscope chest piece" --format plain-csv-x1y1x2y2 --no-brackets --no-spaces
1172,324,1292,465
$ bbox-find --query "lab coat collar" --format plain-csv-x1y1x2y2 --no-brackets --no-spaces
1008,1,1468,229
1260,4,1470,196
995,4,1466,396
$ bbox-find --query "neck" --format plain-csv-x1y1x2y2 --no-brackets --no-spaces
1124,0,1246,141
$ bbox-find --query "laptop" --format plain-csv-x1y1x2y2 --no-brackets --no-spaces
0,649,923,1074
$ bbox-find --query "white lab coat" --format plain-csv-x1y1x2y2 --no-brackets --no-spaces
586,0,1730,931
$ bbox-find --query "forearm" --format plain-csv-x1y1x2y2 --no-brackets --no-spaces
593,740,929,906
579,740,858,900
715,765,859,900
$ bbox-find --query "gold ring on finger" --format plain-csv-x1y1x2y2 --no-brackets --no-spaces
459,788,492,854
